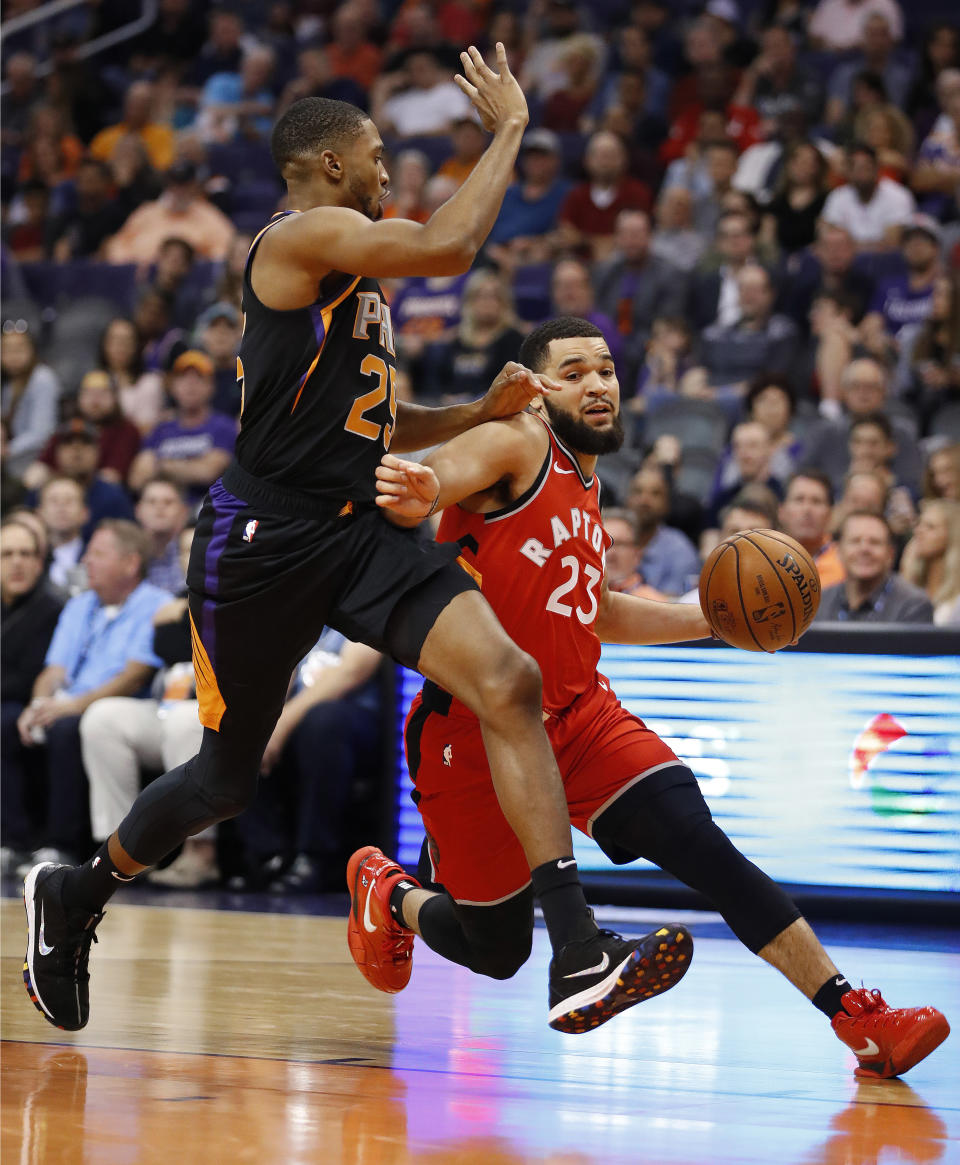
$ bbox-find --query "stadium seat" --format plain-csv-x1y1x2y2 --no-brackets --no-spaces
675,446,721,504
511,264,553,323
50,298,119,347
21,261,138,313
206,140,276,185
643,398,730,454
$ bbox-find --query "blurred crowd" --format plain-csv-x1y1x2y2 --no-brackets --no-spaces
3,0,960,885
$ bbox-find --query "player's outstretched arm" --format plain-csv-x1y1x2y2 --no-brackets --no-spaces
391,362,558,453
273,45,528,281
377,414,541,527
594,582,713,646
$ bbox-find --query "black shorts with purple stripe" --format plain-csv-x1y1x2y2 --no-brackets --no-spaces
185,460,477,740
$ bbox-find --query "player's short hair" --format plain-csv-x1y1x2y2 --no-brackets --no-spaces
271,97,368,176
519,317,606,373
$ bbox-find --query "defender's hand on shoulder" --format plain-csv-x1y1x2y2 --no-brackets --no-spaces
477,362,559,423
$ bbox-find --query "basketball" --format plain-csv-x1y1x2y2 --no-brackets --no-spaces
699,529,822,652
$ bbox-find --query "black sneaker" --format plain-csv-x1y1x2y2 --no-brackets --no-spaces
548,924,693,1034
23,863,104,1031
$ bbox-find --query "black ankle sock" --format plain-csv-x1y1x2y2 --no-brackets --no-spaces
388,876,419,927
812,973,853,1019
530,857,597,952
61,841,138,915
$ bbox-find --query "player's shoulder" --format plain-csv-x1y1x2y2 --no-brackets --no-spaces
475,410,550,465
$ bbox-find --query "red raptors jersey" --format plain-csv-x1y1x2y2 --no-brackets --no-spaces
438,417,611,715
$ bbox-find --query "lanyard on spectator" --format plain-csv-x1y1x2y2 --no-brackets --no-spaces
68,601,122,687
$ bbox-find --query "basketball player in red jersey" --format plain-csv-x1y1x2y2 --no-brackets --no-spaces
24,51,637,1037
349,318,950,1071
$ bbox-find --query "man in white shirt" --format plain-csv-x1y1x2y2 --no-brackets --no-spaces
376,50,472,137
809,0,903,51
821,143,914,251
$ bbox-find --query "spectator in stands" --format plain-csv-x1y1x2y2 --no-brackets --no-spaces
196,45,277,144
48,158,125,262
278,47,368,117
485,129,570,264
761,142,829,257
862,216,943,350
30,372,141,490
17,104,83,186
88,80,175,173
650,186,705,274
1,325,60,481
924,443,960,500
390,271,469,370
13,520,172,867
209,232,252,315
420,271,525,401
382,150,431,224
30,421,135,539
147,237,205,332
732,26,824,126
900,498,960,625
549,259,622,368
826,13,912,125
699,266,801,391
98,317,166,435
745,374,804,479
710,421,784,524
593,210,685,383
896,272,960,423
816,510,933,623
804,357,922,495
132,288,184,375
195,302,243,417
912,68,960,223
848,412,897,481
856,101,914,184
328,3,384,93
1,52,40,152
105,160,235,264
834,467,889,523
108,135,163,222
129,350,235,505
558,131,653,263
782,221,875,335
686,210,760,331
520,0,599,103
592,68,667,168
634,317,696,407
1,517,63,874
37,476,87,593
541,33,603,133
661,61,761,165
907,25,960,132
78,524,216,887
625,464,702,596
697,482,783,567
5,180,51,262
778,470,846,587
821,142,915,252
602,507,646,595
809,0,904,51
189,9,246,88
248,631,383,894
374,49,472,138
135,475,188,593
438,116,486,187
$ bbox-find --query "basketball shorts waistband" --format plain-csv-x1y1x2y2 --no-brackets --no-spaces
221,461,375,521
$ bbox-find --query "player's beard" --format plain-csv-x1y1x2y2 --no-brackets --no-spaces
542,399,625,455
349,174,384,221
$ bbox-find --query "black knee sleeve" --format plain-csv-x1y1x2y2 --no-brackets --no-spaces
417,888,534,981
117,726,262,865
594,768,800,954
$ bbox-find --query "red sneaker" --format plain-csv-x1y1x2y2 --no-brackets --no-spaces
346,846,420,994
832,987,950,1079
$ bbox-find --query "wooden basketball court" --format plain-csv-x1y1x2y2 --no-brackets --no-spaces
2,897,957,1164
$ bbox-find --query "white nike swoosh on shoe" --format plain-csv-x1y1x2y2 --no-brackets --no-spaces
563,951,610,979
853,1037,880,1057
362,879,378,934
554,462,577,475
38,903,54,956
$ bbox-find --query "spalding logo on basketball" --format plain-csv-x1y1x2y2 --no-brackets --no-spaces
698,529,822,652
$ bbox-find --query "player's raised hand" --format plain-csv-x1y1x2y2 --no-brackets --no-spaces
454,43,527,134
376,454,440,523
478,361,559,422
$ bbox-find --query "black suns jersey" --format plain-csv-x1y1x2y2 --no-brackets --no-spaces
234,211,398,504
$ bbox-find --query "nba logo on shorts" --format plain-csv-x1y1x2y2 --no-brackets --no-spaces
442,744,453,767
242,520,259,543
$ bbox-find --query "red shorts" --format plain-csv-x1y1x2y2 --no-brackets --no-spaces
405,677,680,904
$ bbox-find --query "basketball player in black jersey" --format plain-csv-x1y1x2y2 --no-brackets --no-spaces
23,45,673,1036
